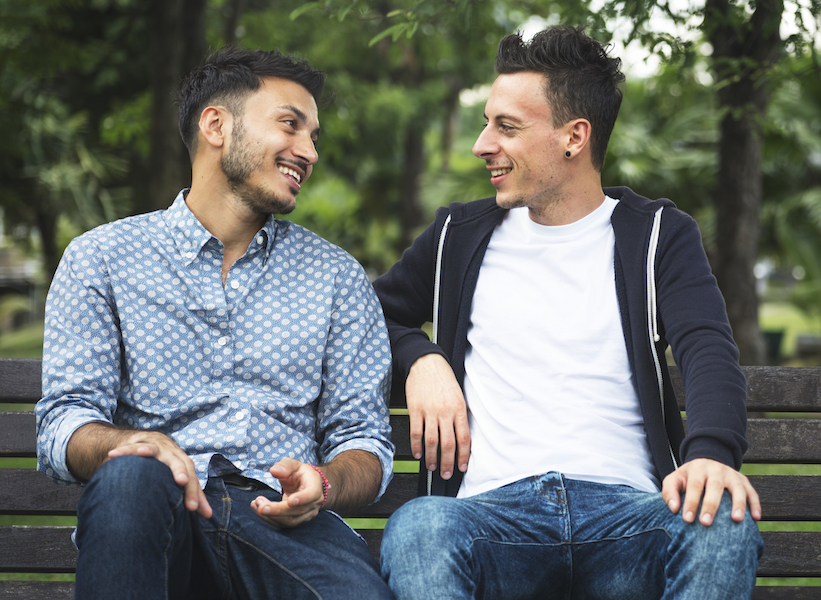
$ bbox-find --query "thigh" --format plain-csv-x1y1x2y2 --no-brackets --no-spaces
75,456,200,600
197,479,392,600
565,479,762,600
381,475,573,600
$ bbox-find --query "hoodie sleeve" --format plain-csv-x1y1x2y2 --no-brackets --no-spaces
372,207,452,384
655,210,748,469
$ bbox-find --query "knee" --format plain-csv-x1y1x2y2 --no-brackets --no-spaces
78,456,183,524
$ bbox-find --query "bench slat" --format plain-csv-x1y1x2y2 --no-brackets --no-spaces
0,360,41,403
752,587,821,600
0,470,82,516
3,471,821,522
8,359,821,412
4,411,821,465
0,527,76,573
0,527,819,578
758,531,821,577
0,581,74,600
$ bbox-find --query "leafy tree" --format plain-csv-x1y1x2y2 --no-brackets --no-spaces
308,0,821,364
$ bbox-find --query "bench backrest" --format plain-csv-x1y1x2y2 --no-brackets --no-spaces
1,358,820,599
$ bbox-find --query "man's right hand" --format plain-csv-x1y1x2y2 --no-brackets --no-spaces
406,353,471,480
68,423,212,518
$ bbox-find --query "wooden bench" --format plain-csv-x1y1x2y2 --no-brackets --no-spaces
1,357,820,598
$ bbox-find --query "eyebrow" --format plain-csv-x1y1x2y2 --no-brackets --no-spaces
282,104,321,138
485,112,523,124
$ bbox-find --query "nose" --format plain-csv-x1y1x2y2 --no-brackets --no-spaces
473,125,497,159
295,132,319,166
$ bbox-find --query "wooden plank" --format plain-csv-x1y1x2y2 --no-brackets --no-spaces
748,475,821,521
0,470,82,515
752,588,821,600
351,473,417,518
758,531,821,578
8,358,821,412
670,366,821,412
0,527,77,573
745,419,821,463
0,360,41,403
0,581,75,600
0,413,36,458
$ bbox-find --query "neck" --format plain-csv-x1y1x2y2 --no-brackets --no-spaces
185,182,267,286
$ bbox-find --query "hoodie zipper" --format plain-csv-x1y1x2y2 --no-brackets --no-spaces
646,207,679,470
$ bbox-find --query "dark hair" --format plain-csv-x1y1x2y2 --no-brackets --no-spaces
178,46,327,159
495,27,624,171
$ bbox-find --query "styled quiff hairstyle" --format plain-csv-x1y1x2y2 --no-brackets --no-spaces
495,26,624,171
178,46,327,160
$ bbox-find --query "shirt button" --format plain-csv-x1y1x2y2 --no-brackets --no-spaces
186,251,196,259
217,336,230,346
231,280,240,290
235,410,247,421
256,235,264,245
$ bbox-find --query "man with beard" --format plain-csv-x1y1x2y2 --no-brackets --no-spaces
35,47,395,600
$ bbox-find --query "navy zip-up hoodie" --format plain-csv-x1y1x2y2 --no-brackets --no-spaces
373,186,748,497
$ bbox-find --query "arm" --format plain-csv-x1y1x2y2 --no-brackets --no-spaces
251,449,381,527
67,422,211,518
372,208,471,479
36,234,212,516
653,211,759,524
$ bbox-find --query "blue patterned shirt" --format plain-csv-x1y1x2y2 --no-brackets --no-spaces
36,191,394,498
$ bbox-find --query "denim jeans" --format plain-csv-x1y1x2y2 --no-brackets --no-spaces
380,472,763,600
74,455,393,600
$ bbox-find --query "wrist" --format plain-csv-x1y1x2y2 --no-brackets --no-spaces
309,464,331,508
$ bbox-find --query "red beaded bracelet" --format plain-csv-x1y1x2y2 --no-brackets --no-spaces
309,465,331,508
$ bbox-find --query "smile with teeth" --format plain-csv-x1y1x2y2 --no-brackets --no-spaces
278,165,302,184
490,168,512,177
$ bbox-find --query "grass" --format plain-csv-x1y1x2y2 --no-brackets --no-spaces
0,321,43,359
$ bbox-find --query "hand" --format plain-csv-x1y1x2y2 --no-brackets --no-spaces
406,353,471,480
661,458,761,525
108,431,212,519
251,458,324,528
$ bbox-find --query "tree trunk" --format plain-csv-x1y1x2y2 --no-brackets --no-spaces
705,0,783,365
399,123,425,252
145,0,207,213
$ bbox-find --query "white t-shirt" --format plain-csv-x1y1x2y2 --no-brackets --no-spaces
458,197,659,498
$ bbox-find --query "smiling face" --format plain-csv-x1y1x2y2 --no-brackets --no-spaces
220,77,320,215
473,71,569,217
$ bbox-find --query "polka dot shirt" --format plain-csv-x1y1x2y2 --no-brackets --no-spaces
36,191,394,498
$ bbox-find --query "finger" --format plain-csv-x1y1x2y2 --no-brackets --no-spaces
660,472,683,514
196,487,213,519
424,417,440,473
745,481,762,521
697,478,725,526
409,410,424,461
682,473,706,524
455,411,471,473
438,419,457,480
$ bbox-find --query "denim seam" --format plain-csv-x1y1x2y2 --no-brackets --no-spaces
162,487,186,600
226,532,323,599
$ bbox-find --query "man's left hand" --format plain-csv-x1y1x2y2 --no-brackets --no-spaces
661,458,761,525
250,458,324,528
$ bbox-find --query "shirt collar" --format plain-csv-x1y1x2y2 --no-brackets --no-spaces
164,190,279,266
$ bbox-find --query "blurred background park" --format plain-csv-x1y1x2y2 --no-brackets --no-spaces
0,0,820,364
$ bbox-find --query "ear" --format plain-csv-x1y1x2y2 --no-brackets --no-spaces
198,106,231,150
565,118,592,157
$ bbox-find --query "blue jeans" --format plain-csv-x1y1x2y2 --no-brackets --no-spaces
380,472,763,599
74,455,393,600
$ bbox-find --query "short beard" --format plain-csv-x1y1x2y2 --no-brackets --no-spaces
220,119,295,215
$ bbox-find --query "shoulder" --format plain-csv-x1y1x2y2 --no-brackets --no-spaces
440,196,503,224
277,220,369,277
62,211,165,261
